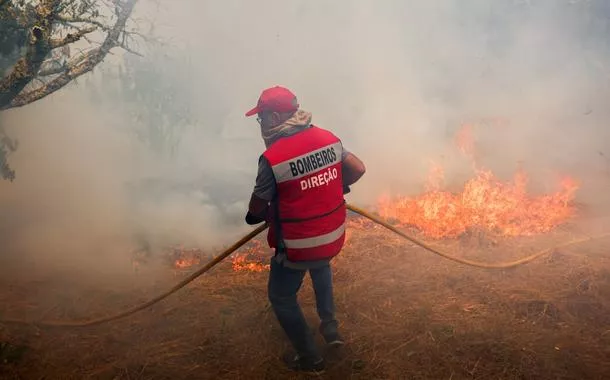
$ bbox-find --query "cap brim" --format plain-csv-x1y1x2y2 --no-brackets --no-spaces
245,106,260,117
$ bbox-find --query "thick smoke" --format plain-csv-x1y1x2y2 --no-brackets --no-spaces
1,0,609,274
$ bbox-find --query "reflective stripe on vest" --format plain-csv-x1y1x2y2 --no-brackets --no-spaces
283,222,345,249
271,141,343,184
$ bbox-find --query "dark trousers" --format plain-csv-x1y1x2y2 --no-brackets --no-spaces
267,256,338,359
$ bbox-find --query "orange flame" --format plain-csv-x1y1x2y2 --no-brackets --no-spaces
232,255,270,272
378,122,580,239
174,257,201,269
231,240,270,272
172,245,203,269
168,240,271,272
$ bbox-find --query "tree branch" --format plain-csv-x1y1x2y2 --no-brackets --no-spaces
37,61,66,77
50,26,97,48
55,14,110,31
119,42,143,57
0,0,62,108
1,0,138,111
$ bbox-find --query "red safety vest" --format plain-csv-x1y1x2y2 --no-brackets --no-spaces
263,125,346,262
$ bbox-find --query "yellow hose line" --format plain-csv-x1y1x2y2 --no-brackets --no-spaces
2,203,608,327
346,204,610,269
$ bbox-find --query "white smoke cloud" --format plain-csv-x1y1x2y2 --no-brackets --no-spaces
1,0,609,274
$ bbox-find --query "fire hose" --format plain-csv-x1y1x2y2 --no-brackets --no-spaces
2,203,608,328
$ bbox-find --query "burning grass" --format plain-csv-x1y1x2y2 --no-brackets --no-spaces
231,240,270,272
378,166,579,240
2,211,610,379
1,123,608,379
130,238,271,274
378,122,580,240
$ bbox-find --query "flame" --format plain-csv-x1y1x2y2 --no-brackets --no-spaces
167,241,270,272
378,122,580,239
165,240,270,273
232,255,270,272
174,257,201,269
172,245,203,269
231,240,270,272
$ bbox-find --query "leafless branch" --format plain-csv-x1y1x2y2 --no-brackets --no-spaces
119,42,142,57
55,14,110,31
123,28,153,44
37,62,66,77
49,25,97,48
2,0,138,110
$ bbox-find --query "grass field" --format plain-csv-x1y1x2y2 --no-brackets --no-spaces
2,206,610,379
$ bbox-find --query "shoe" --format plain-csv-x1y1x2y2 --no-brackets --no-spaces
281,352,326,374
323,332,345,347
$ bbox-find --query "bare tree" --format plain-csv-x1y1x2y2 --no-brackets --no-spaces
0,0,141,180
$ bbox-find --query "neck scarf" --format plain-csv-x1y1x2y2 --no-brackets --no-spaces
261,109,312,148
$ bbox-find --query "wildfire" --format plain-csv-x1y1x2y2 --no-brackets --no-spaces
231,240,270,272
168,240,270,272
378,122,580,239
171,245,203,269
175,257,201,269
232,255,270,272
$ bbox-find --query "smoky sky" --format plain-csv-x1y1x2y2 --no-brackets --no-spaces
1,0,609,271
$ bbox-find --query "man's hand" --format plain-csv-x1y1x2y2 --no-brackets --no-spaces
245,211,266,225
245,193,269,225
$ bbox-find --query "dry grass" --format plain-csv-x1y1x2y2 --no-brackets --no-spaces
1,213,610,379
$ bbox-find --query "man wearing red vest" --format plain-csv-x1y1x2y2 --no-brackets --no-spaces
244,86,366,373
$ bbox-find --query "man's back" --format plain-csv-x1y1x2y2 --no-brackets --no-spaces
263,125,347,263
244,85,366,373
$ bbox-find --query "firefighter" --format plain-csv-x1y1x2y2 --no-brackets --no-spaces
244,86,366,373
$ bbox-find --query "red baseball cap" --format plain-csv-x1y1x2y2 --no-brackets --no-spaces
245,86,299,117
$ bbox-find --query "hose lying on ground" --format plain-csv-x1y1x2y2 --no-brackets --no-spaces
347,204,610,269
1,203,608,327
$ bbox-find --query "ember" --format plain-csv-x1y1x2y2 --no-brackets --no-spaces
378,123,580,239
171,245,203,269
231,240,270,272
174,257,201,269
163,240,270,273
232,255,270,272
